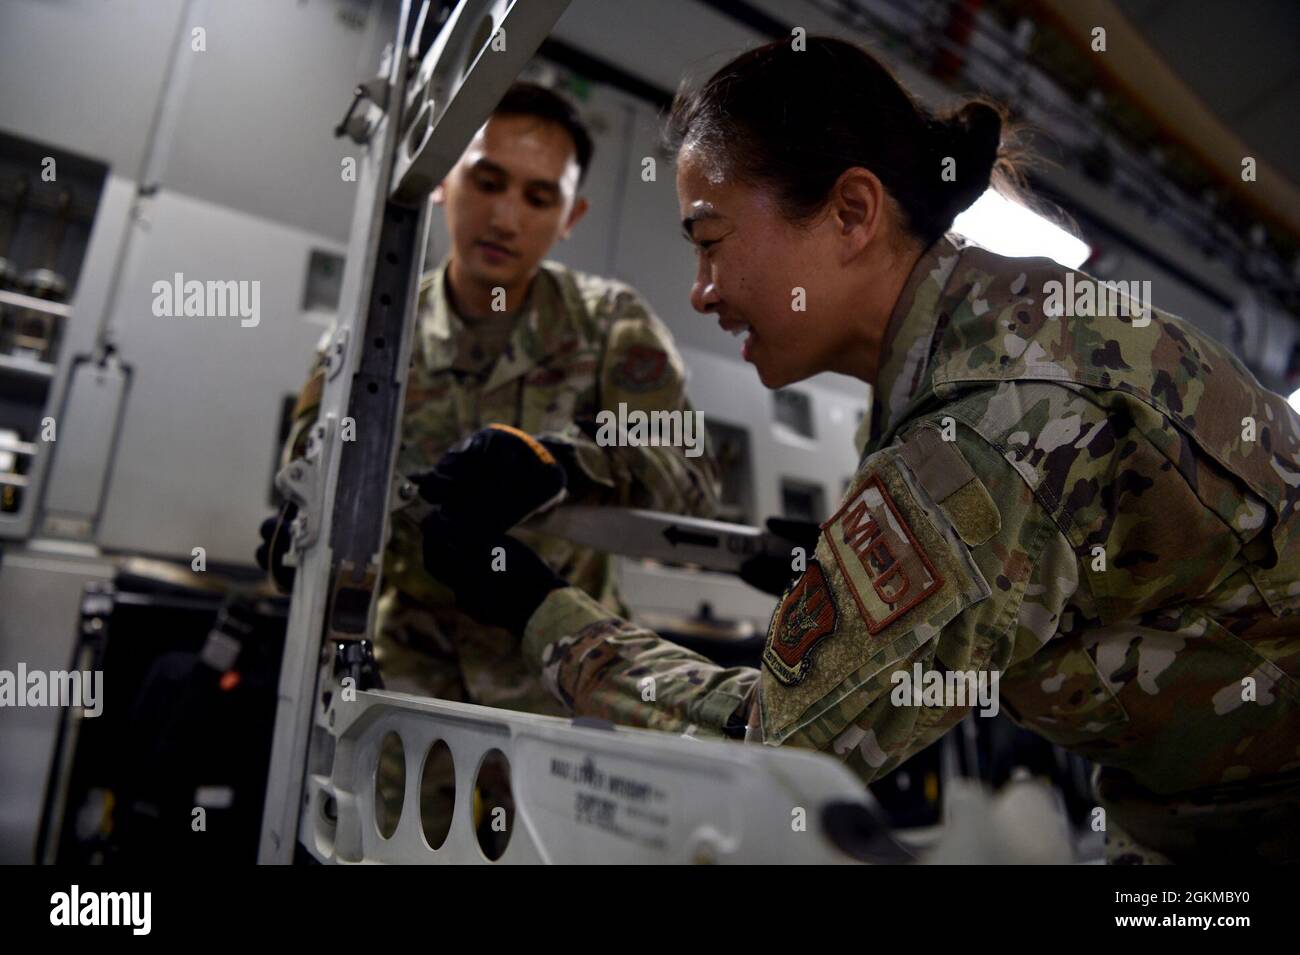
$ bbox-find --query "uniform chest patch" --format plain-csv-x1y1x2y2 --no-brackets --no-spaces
822,475,942,633
762,560,838,685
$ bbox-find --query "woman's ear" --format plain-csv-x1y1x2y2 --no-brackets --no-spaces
831,167,886,262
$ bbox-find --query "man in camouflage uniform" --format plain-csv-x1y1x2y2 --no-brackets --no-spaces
435,233,1299,863
262,85,719,830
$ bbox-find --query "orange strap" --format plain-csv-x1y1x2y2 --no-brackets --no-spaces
487,423,556,466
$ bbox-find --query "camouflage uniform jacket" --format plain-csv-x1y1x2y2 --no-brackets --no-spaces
285,258,721,711
522,234,1300,860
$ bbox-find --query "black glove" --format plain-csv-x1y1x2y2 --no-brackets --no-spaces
256,502,298,592
420,512,565,636
412,424,568,534
739,517,823,596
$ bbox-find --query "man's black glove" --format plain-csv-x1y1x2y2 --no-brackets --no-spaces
412,424,569,534
739,516,823,596
419,512,565,636
256,502,297,592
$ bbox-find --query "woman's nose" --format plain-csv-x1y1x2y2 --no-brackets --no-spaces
690,264,720,314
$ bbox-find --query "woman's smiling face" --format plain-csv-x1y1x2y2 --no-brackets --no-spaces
676,144,861,389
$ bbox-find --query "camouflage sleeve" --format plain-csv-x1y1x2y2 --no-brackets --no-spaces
522,419,1080,784
521,584,759,738
771,421,1075,784
538,287,722,519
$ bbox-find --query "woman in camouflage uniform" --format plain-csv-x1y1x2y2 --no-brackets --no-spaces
422,38,1300,863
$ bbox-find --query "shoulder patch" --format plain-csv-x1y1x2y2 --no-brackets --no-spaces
762,560,838,686
821,475,943,633
610,344,669,392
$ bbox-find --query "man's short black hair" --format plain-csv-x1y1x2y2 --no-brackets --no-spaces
493,82,594,184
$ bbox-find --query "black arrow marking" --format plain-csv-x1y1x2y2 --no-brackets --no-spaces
663,525,720,549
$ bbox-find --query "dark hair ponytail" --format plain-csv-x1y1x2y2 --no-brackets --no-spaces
926,99,1005,234
668,37,1021,246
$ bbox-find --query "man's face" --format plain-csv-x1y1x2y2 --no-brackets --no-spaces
434,113,588,294
676,144,848,389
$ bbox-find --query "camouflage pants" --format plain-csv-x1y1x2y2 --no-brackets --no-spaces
1099,767,1300,864
371,587,567,851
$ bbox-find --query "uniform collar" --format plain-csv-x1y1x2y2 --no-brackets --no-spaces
863,234,965,453
416,258,580,390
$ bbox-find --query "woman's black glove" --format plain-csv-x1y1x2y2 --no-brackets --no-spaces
419,512,566,636
411,424,568,533
739,517,823,596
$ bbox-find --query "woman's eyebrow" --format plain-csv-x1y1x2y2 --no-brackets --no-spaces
681,206,723,238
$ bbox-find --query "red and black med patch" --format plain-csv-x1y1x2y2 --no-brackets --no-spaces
822,475,942,634
762,559,838,686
